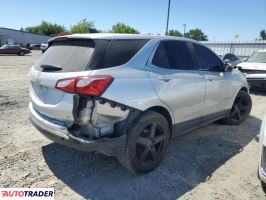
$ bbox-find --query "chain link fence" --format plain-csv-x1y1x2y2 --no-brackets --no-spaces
202,40,266,59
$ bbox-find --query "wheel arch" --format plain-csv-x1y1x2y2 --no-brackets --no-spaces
146,106,174,137
240,86,248,92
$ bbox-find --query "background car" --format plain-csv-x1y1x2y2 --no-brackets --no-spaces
258,115,266,192
29,44,41,50
237,49,266,90
40,43,48,53
0,45,31,56
29,34,251,173
220,53,242,67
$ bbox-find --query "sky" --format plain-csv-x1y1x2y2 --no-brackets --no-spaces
1,0,265,41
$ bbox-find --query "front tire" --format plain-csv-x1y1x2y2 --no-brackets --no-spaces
18,51,25,56
223,90,252,125
118,111,170,174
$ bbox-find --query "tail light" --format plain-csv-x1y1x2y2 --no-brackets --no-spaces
55,75,114,96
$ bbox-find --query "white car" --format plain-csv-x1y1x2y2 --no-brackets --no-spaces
259,115,266,192
237,50,266,90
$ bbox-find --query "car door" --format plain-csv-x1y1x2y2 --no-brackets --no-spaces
146,40,205,135
11,46,19,54
192,43,234,122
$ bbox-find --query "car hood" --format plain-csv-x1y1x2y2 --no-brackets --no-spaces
237,62,266,70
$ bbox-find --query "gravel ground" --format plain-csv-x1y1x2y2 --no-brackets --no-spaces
0,51,266,200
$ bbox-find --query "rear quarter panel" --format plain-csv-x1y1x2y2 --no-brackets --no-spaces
94,66,172,113
92,38,174,123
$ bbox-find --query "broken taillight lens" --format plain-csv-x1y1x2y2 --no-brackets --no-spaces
55,75,114,96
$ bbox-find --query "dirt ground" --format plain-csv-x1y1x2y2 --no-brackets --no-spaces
0,51,266,200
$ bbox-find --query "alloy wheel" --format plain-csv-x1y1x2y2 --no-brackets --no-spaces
136,122,166,166
230,96,250,121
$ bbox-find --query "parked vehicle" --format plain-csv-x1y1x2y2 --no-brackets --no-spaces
40,43,48,53
29,44,41,50
258,115,266,192
237,50,266,90
0,45,31,56
220,53,242,67
29,34,252,173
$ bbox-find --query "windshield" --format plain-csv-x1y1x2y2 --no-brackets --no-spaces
247,51,266,63
0,45,9,49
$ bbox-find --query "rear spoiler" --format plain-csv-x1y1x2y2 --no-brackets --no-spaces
48,36,95,48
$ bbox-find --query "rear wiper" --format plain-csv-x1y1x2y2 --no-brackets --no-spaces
40,64,62,71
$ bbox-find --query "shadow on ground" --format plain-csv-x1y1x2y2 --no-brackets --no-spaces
42,115,261,200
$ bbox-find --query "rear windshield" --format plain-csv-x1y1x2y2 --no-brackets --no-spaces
35,40,95,72
34,39,149,72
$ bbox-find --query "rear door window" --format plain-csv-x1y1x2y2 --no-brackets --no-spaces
152,40,195,70
151,42,169,69
164,41,195,70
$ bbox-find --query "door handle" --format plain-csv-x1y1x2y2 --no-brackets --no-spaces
158,76,171,82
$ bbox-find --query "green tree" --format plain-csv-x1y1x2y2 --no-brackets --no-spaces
185,28,208,41
260,30,266,40
25,21,65,36
70,19,95,34
112,23,139,34
168,29,182,37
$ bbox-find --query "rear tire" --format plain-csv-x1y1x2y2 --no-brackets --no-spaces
118,111,170,174
223,90,252,125
18,51,25,56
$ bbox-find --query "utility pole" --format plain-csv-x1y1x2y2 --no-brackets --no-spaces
183,24,186,37
165,0,171,35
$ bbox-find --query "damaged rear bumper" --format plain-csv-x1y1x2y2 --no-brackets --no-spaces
29,103,127,157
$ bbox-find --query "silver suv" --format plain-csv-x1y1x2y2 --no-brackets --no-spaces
29,34,252,173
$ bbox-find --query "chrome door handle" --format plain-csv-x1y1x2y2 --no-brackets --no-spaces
158,76,171,82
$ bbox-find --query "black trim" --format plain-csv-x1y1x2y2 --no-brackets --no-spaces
173,110,230,137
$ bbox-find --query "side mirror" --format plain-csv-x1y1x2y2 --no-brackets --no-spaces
224,63,233,72
242,57,248,62
223,59,233,72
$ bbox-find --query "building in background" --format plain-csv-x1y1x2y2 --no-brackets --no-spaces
0,27,51,47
